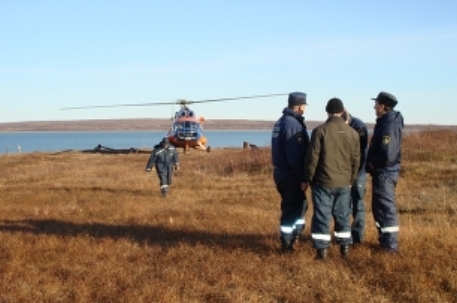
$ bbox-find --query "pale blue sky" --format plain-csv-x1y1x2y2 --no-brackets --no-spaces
1,1,456,125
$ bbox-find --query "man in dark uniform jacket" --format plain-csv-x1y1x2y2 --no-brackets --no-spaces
271,92,310,252
366,91,404,253
146,137,179,197
342,110,369,245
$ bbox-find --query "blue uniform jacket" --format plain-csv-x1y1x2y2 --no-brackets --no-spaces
366,111,404,174
349,115,368,176
271,108,309,182
146,144,179,173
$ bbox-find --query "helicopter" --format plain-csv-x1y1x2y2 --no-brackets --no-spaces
167,100,209,153
61,93,287,153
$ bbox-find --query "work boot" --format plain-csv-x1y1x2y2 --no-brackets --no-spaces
340,245,349,257
280,244,294,254
279,238,295,254
380,247,398,255
292,235,301,248
316,248,328,260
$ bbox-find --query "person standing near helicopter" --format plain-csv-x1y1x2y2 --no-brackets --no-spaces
271,92,310,253
145,137,179,197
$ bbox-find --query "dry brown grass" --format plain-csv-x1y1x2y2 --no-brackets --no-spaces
0,129,456,303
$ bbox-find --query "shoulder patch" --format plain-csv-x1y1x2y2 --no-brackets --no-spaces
382,135,390,145
358,129,366,137
295,133,304,144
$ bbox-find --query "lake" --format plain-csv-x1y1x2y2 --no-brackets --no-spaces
0,131,274,154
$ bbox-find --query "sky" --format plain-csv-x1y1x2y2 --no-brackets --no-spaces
1,1,457,125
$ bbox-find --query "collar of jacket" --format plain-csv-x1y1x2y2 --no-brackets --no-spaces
282,107,305,124
326,115,345,124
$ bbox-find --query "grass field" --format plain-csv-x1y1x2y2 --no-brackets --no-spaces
0,129,456,302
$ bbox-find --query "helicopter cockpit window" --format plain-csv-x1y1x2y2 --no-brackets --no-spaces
177,108,195,118
173,121,200,140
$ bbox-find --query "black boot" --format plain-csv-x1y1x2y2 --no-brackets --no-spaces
293,225,304,245
340,244,349,257
316,248,328,260
280,238,295,254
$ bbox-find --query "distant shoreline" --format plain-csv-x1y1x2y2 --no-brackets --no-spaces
0,118,455,132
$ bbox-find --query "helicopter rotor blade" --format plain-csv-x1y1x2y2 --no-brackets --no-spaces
61,101,174,110
61,93,288,110
184,93,287,105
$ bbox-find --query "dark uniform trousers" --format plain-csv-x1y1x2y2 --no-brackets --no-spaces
350,173,367,244
157,166,174,195
274,168,307,247
372,172,399,251
311,185,352,249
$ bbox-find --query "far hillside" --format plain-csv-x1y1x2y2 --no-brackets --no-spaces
0,118,455,132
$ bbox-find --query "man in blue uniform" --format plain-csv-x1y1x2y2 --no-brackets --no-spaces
343,110,369,245
366,91,404,253
146,137,179,197
271,92,310,253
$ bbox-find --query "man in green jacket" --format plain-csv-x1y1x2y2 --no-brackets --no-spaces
304,98,360,260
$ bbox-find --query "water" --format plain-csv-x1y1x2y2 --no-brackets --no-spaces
0,130,273,154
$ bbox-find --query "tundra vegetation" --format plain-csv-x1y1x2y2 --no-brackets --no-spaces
0,129,456,303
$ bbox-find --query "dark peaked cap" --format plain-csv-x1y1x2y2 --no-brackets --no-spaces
288,92,307,106
372,91,398,108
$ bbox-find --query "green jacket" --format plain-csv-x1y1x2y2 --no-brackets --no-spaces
304,116,360,188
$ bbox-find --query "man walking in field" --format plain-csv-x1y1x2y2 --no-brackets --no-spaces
304,98,360,260
366,92,404,253
146,137,179,197
271,92,310,253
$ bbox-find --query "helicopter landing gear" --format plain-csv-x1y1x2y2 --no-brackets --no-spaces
206,146,211,152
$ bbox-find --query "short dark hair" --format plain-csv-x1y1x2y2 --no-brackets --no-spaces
325,98,344,114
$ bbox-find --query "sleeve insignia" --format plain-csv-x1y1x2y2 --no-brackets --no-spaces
296,133,304,144
382,135,390,145
358,129,366,137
